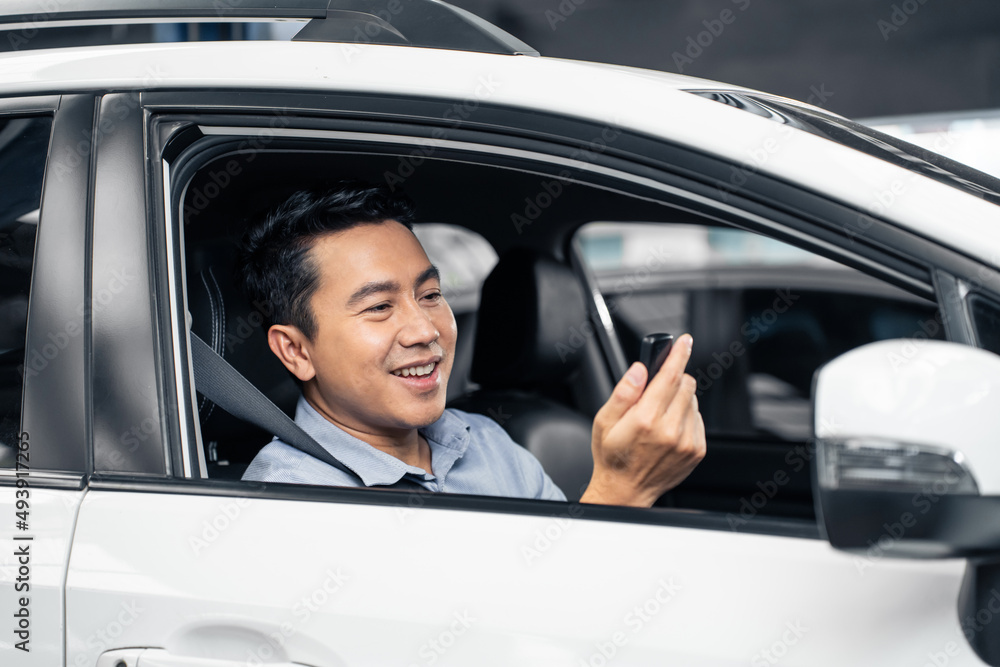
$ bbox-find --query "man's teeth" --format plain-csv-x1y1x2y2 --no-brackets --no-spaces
392,362,436,378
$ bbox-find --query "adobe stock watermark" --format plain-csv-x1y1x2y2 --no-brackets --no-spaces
545,0,587,31
852,466,966,575
750,620,808,666
52,67,167,182
520,505,586,565
842,129,958,245
18,267,136,379
6,0,75,50
724,419,841,531
716,83,833,202
90,414,159,473
338,0,406,62
406,610,477,667
188,496,253,556
195,278,279,354
911,586,1000,667
242,566,351,666
70,600,144,667
692,289,800,393
184,111,294,222
511,122,623,235
579,577,682,667
883,315,945,370
671,0,752,74
382,75,503,191
877,0,932,41
553,245,673,363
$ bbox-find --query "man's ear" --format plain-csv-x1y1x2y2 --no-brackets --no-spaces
267,324,316,382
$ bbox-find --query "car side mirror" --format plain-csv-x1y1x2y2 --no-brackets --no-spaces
812,338,1000,666
812,338,1000,556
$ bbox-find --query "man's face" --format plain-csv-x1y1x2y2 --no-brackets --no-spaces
297,221,457,437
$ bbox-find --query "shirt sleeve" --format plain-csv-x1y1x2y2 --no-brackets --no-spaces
536,469,568,501
242,440,362,487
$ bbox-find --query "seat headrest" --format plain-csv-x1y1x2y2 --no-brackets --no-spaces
470,248,590,389
187,249,299,447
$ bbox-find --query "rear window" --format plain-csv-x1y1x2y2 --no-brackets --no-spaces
0,114,52,462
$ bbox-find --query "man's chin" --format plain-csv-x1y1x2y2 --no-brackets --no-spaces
403,402,447,429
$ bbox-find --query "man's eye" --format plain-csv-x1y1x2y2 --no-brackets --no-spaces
366,303,390,313
424,291,443,302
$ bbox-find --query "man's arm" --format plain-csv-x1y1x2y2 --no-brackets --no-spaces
579,333,706,508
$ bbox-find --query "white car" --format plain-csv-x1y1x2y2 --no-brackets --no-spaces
2,2,1000,666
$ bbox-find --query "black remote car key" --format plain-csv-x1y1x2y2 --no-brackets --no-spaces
639,333,674,380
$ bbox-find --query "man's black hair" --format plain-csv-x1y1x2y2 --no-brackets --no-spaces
237,180,416,340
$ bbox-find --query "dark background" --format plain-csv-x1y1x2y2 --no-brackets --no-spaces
448,0,1000,119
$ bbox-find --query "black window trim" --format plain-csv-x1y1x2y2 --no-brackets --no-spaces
6,94,95,480
90,92,171,478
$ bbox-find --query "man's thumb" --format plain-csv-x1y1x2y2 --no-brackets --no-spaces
598,362,646,426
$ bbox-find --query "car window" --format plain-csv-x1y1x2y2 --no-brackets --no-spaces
969,294,1000,356
0,115,52,466
159,114,948,527
577,222,946,441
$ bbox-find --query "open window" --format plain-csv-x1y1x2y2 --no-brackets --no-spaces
154,101,951,532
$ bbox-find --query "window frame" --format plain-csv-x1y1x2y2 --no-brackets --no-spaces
0,94,93,488
133,89,1000,538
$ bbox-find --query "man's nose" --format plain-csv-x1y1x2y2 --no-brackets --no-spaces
398,297,439,346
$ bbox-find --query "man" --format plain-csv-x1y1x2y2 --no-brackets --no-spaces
239,181,705,507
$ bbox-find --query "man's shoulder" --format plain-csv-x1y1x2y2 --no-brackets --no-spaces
241,438,360,486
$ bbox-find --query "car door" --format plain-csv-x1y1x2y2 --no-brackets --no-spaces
63,88,994,667
3,95,94,667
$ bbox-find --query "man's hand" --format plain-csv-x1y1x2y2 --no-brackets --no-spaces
579,333,706,507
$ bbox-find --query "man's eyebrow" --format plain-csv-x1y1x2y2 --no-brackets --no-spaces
346,265,441,308
415,265,441,288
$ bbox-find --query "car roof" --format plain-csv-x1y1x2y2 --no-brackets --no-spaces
3,40,999,267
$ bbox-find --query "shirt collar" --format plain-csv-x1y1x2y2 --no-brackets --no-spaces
293,395,471,487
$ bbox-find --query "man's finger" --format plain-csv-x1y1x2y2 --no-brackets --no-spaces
594,361,647,436
660,372,698,433
636,333,693,416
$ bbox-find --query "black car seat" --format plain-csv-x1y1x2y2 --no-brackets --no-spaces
448,247,595,501
186,246,301,478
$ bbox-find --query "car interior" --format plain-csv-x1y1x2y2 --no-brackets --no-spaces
0,115,51,460
178,140,945,519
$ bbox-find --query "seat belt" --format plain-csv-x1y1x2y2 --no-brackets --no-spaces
189,332,364,483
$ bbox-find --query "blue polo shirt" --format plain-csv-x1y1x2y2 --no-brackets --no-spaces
242,395,567,501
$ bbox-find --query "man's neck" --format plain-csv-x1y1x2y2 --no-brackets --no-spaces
302,392,433,475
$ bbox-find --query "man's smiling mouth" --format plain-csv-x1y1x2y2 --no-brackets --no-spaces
391,361,438,377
